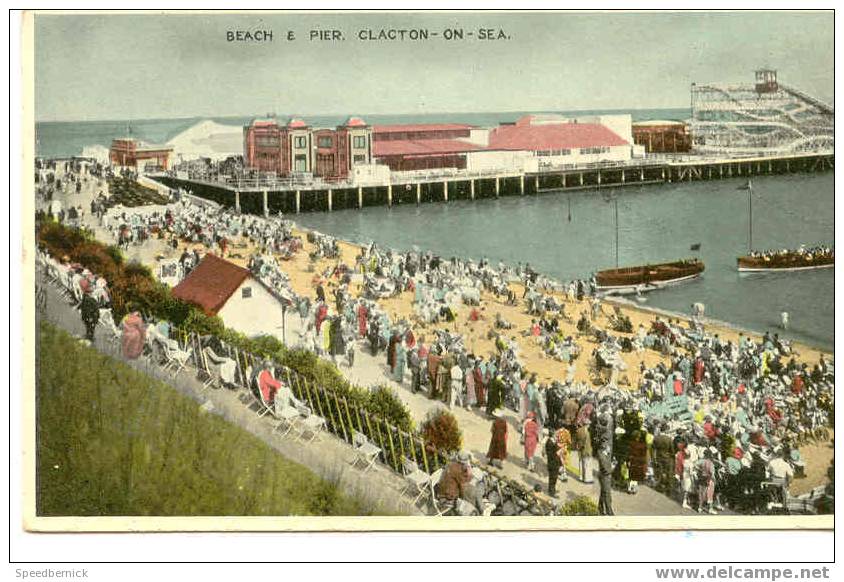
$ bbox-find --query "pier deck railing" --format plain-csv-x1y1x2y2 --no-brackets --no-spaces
151,148,833,194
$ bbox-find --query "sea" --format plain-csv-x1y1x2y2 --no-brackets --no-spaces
35,109,835,351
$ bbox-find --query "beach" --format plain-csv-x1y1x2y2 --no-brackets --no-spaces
48,170,832,503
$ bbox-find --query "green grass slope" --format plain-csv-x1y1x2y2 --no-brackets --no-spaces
36,321,375,516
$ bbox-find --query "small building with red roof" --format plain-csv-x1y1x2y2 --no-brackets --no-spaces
172,253,290,338
110,138,173,172
466,114,640,173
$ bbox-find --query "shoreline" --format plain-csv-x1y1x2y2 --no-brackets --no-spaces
290,223,833,360
605,296,833,357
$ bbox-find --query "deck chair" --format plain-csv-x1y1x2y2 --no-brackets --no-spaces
399,457,432,507
204,347,238,388
251,375,274,418
272,404,303,439
350,431,381,473
99,309,122,346
294,404,327,444
159,337,192,376
196,346,218,392
53,269,73,302
427,468,450,516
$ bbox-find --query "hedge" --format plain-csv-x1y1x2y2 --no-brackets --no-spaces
36,219,414,433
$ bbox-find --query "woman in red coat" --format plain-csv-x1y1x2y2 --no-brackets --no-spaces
487,415,508,469
791,373,804,395
357,303,368,338
121,310,146,360
693,356,705,385
315,302,328,334
523,412,540,472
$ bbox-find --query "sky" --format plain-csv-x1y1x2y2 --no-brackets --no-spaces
34,11,834,122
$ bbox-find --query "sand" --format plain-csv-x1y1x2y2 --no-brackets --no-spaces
200,225,836,497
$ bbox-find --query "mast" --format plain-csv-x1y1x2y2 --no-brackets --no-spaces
747,178,753,253
614,197,619,269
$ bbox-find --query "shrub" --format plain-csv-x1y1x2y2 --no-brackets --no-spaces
249,334,288,358
367,385,414,432
104,245,124,266
558,495,599,516
421,409,462,453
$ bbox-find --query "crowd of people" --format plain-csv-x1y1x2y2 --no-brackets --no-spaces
38,165,834,516
745,245,834,265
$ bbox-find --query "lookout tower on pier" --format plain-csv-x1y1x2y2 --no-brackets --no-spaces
755,69,779,94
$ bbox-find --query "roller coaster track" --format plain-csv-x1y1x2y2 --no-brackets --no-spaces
694,85,830,125
780,84,834,115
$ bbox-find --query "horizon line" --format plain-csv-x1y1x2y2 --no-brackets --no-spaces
34,104,692,125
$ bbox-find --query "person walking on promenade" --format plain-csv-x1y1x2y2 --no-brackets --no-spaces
575,420,593,483
393,339,407,384
449,361,464,409
409,348,421,394
487,411,508,469
523,411,540,472
79,287,99,343
544,429,562,497
439,351,454,404
652,423,675,494
595,406,615,515
485,374,505,417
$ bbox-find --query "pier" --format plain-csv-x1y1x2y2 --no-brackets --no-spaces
149,151,834,215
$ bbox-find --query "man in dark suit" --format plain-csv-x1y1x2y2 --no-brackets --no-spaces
545,430,562,497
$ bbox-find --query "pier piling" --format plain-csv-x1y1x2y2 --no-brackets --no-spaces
151,151,832,216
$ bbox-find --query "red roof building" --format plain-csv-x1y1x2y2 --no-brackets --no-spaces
172,254,251,315
109,138,173,171
172,254,293,339
487,121,629,152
